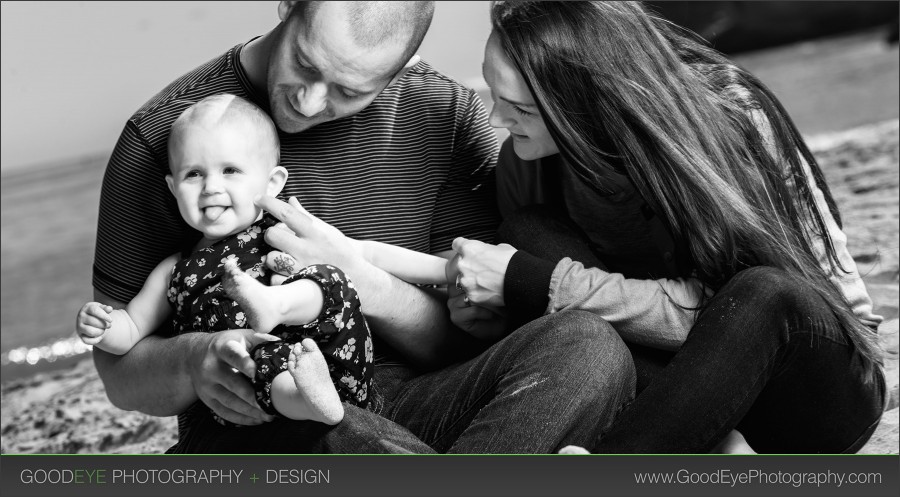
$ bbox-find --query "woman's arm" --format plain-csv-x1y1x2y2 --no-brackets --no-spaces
547,258,710,350
458,242,709,351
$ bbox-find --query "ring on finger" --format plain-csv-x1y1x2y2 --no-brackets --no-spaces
463,295,470,306
456,273,463,290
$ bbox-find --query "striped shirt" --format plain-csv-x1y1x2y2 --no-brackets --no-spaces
94,42,500,304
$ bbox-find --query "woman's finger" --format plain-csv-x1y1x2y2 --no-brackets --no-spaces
451,237,470,254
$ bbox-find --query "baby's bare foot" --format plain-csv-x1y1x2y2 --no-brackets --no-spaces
221,260,281,333
711,429,757,454
287,339,344,425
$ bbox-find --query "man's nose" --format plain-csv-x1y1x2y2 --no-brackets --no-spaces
296,82,327,117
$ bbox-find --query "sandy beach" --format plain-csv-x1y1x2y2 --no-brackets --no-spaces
1,28,898,454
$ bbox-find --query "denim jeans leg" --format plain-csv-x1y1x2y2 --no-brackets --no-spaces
384,310,636,453
168,400,436,454
592,266,885,454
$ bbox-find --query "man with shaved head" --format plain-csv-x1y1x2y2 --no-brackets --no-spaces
93,1,610,453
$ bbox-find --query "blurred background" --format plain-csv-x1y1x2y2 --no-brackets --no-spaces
1,1,898,380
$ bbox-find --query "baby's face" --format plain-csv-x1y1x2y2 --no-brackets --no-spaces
167,121,277,241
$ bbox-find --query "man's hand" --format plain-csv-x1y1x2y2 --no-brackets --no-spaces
446,254,510,342
188,329,280,425
256,196,365,283
76,302,113,345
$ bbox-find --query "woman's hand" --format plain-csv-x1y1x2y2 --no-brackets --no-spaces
446,252,511,342
450,237,517,308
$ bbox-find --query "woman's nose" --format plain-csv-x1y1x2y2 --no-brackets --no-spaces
488,101,515,129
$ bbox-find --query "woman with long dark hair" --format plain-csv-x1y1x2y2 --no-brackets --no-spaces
449,1,886,453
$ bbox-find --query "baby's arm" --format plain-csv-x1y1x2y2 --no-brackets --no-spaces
76,253,180,355
357,240,449,286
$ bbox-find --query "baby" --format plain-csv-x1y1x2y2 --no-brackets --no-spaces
76,94,372,426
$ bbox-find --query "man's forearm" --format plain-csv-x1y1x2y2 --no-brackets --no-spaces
92,332,203,416
347,259,475,370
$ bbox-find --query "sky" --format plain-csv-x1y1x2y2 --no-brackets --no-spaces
0,1,493,172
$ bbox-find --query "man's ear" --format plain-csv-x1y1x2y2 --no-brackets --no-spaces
278,1,301,21
165,174,176,196
267,166,289,197
385,54,421,89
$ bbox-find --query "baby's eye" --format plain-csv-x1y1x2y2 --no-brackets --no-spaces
184,170,201,179
223,167,241,175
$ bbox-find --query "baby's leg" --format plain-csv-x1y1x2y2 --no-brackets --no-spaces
222,260,323,334
269,339,343,425
249,264,373,424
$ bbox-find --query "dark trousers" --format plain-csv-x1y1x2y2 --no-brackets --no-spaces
499,205,886,454
169,256,635,453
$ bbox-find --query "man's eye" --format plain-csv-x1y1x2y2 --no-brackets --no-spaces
297,59,316,74
339,88,361,100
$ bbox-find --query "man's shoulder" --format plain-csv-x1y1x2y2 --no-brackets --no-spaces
385,60,478,109
127,44,248,133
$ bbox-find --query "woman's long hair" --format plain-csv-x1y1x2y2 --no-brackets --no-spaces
490,1,883,376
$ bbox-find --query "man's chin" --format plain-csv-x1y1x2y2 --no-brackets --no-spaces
273,110,329,134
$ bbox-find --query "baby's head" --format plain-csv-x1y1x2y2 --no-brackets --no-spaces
166,94,287,241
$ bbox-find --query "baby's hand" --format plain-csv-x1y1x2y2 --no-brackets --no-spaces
76,302,113,345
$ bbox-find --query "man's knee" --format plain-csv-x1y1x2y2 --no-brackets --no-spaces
518,310,635,386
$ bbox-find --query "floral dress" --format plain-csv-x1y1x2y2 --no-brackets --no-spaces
167,215,373,425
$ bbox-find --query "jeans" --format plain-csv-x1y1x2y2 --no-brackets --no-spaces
168,302,635,453
593,266,885,453
499,205,885,454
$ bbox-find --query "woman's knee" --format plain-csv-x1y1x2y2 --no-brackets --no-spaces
719,266,825,318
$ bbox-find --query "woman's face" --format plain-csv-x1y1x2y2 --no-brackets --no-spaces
482,32,559,161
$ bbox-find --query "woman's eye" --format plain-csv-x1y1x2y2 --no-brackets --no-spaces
513,105,534,117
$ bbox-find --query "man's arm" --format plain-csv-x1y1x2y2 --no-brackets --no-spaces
91,289,201,415
341,256,480,369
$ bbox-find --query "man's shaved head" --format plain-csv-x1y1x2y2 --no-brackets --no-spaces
292,1,434,74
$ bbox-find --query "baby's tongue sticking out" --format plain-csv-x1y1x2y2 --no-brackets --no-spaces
204,206,226,221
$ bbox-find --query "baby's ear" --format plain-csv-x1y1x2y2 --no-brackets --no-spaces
165,175,175,196
267,166,289,197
